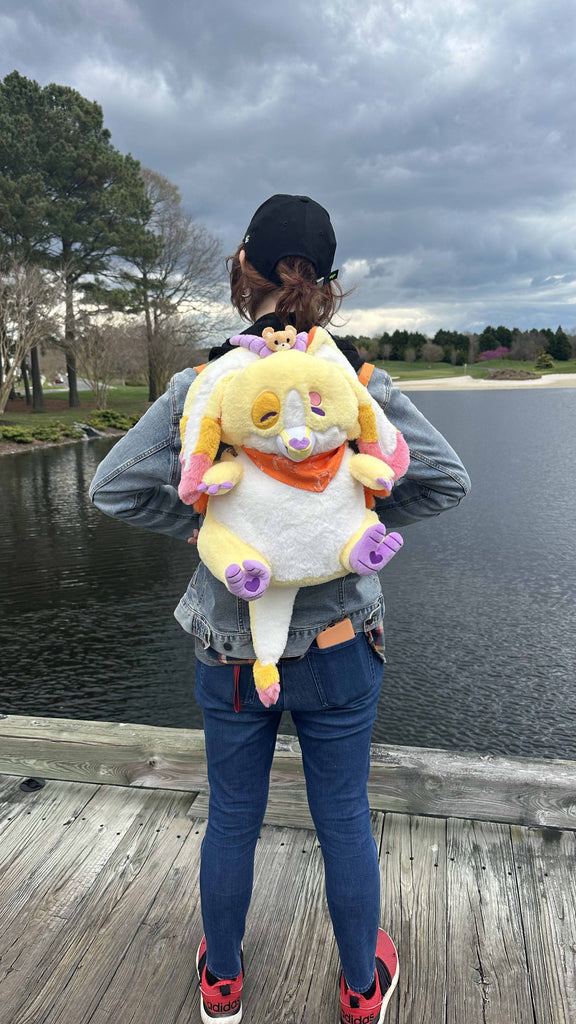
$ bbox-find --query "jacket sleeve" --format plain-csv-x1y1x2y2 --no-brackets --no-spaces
88,370,201,541
367,367,471,528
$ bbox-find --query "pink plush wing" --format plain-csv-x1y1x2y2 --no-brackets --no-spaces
178,453,213,504
357,431,411,486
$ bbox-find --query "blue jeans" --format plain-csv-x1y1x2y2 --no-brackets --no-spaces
195,632,383,993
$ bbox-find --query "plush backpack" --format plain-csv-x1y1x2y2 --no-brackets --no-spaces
178,326,410,706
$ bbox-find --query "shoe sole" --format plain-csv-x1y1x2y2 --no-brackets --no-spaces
196,943,243,1024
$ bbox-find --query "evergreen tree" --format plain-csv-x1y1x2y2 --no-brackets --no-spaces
435,328,468,350
548,327,571,361
0,71,150,406
480,325,497,345
494,325,513,346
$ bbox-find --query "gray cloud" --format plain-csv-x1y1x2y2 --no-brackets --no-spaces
1,0,575,335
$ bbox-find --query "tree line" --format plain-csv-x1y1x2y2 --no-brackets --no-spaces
0,71,227,414
335,324,576,366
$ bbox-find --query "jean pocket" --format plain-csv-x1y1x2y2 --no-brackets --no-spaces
308,633,382,707
195,660,256,709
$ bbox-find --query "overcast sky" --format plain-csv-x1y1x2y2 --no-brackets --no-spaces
1,0,575,337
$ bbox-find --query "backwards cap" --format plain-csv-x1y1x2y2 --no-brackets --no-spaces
243,194,337,287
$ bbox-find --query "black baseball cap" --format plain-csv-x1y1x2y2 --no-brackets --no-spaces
243,194,338,287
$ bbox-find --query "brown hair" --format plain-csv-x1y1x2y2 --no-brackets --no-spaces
227,245,350,333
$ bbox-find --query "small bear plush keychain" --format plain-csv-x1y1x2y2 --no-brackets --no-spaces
229,325,308,357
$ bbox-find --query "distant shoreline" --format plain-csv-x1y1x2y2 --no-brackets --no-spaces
0,429,123,458
2,373,575,455
398,373,576,391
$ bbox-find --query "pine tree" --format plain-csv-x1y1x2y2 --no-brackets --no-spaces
548,327,571,361
0,71,150,406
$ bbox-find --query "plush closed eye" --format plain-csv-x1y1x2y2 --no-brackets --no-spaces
251,390,281,428
309,391,325,416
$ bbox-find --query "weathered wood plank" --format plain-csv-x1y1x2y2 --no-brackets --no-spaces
0,772,24,804
189,784,316,830
511,825,576,1024
4,786,201,1024
2,714,576,828
2,766,575,1024
446,818,534,1024
85,812,205,1024
0,713,209,789
380,812,447,1024
247,825,338,1023
171,822,343,1024
0,776,99,877
294,813,385,1022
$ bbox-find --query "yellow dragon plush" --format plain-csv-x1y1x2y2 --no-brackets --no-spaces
178,327,410,706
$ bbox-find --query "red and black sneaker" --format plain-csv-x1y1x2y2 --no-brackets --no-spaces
340,928,399,1024
196,936,243,1024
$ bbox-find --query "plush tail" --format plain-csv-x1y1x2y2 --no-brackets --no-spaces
249,587,299,707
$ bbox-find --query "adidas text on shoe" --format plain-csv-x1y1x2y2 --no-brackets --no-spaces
196,936,243,1024
339,928,399,1024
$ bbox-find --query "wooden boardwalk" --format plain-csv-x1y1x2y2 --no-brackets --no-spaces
0,716,575,1023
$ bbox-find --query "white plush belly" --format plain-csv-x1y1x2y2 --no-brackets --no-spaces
209,449,367,583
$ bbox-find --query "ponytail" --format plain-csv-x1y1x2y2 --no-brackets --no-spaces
227,246,350,333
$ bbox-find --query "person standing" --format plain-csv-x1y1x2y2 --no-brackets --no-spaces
90,194,470,1024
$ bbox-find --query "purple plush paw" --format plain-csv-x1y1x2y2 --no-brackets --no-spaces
349,524,403,575
225,560,271,600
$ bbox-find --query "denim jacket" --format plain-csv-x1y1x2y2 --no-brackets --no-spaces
89,362,470,664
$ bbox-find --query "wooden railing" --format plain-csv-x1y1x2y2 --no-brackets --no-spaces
1,713,575,830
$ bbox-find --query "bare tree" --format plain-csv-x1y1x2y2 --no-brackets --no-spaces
420,342,444,369
509,330,549,361
91,168,232,400
142,314,211,390
110,321,148,385
71,320,126,409
0,260,58,413
466,333,479,364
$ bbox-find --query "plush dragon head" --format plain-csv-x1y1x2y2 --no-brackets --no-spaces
179,327,403,504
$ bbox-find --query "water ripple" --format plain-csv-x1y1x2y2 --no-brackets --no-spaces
1,395,576,758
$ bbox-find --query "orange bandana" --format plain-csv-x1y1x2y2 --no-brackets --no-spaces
242,444,346,492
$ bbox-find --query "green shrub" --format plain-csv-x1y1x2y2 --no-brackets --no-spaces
535,352,555,370
89,410,140,431
61,427,86,439
0,426,34,443
30,426,63,442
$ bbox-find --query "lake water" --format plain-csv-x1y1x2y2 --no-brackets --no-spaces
1,388,575,759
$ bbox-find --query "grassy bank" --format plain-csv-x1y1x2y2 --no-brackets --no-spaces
373,357,576,380
1,385,150,429
0,385,152,453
